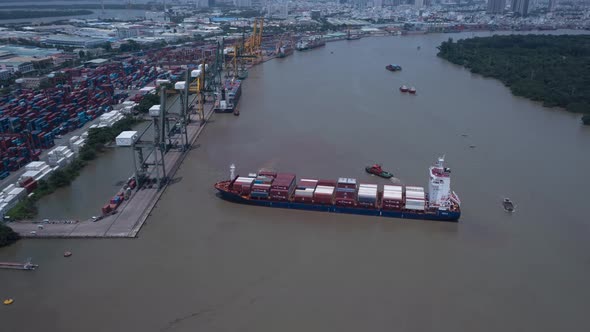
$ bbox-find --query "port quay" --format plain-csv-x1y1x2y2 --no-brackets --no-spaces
8,99,216,238
5,42,276,238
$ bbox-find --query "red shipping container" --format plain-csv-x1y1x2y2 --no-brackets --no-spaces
258,170,276,178
358,201,376,208
24,180,38,193
335,199,356,207
20,177,34,186
317,179,337,187
102,204,112,215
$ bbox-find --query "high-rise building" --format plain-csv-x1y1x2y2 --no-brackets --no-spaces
235,0,252,7
511,0,529,15
548,0,557,11
415,0,424,7
374,0,383,7
486,0,505,13
196,0,209,7
208,0,215,6
280,0,288,18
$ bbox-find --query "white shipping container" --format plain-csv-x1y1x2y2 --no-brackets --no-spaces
174,81,186,90
8,187,26,199
295,190,314,197
2,184,16,195
300,179,318,182
19,170,41,182
25,161,47,171
406,191,425,200
384,185,403,191
405,186,424,192
116,131,138,147
359,184,378,188
315,185,335,190
149,105,161,117
191,69,202,78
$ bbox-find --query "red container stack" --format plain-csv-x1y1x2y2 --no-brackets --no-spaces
24,180,38,193
335,177,357,207
102,204,112,215
270,173,296,201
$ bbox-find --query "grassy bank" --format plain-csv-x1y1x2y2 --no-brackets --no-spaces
7,116,139,221
437,35,590,125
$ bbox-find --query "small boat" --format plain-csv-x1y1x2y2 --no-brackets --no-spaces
63,251,72,257
386,64,402,72
365,164,394,179
3,299,14,305
399,85,409,92
409,87,417,94
502,198,515,212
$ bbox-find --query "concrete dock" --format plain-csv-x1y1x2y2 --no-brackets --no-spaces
8,100,217,238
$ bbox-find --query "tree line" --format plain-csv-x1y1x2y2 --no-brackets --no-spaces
437,34,590,125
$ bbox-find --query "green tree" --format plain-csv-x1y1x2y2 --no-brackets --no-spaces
0,223,20,247
136,93,161,113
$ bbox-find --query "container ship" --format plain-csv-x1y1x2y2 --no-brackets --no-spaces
277,44,294,58
296,36,326,51
214,157,461,222
214,79,242,113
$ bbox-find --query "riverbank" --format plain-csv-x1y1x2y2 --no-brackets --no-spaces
437,34,590,125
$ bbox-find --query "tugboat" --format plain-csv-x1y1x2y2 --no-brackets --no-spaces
502,198,515,212
386,64,402,72
399,85,409,92
365,164,394,179
409,86,417,94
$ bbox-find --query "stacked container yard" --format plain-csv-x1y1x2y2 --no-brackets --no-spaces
47,145,74,167
0,60,159,177
0,184,27,217
269,173,296,201
358,184,378,208
293,178,318,203
97,111,123,128
335,177,357,207
233,176,255,196
404,186,426,211
382,185,403,210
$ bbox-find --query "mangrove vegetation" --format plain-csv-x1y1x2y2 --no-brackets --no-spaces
0,10,93,20
0,223,20,248
437,35,590,125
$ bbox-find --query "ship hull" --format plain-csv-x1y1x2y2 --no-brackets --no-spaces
216,185,460,222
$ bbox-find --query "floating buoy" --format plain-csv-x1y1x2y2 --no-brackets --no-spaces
3,299,14,305
64,251,72,258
